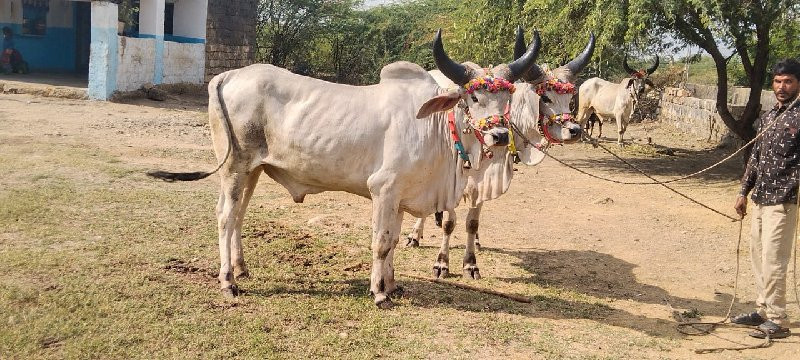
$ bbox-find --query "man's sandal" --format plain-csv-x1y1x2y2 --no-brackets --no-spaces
749,320,791,339
730,312,766,326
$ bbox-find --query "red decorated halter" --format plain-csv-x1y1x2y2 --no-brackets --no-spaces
462,103,512,159
538,112,574,145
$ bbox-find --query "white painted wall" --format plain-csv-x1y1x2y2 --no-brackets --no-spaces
116,36,156,91
172,0,207,39
162,41,204,84
0,0,22,23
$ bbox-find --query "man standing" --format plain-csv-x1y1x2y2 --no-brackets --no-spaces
733,58,800,339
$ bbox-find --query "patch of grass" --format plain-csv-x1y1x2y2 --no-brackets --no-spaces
0,127,683,359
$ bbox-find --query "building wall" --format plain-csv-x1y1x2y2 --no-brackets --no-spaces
162,41,204,84
116,37,156,92
205,0,256,82
0,0,78,72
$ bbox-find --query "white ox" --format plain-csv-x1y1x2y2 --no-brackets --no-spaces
405,30,596,280
147,30,540,308
575,56,659,144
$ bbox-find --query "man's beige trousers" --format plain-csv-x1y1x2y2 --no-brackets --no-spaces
750,203,797,326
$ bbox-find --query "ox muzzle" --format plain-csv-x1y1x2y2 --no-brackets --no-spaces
484,128,510,147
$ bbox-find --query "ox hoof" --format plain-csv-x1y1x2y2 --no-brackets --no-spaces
405,237,420,247
389,285,405,298
433,265,449,279
375,296,395,309
221,285,240,299
463,266,481,280
475,242,482,252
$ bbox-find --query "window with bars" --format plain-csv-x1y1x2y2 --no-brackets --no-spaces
21,0,49,36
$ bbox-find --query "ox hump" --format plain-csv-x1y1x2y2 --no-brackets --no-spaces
380,62,435,85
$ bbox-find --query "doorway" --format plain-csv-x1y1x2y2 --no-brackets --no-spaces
74,1,90,74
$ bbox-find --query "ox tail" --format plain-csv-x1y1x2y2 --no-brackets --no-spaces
147,73,233,182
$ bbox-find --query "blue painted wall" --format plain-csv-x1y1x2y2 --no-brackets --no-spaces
0,22,78,72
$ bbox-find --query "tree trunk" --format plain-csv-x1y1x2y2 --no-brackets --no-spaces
706,49,749,141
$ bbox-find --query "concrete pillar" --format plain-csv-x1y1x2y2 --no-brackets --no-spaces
173,0,208,41
88,1,118,100
139,0,165,84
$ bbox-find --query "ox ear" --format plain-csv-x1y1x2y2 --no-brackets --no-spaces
416,91,462,119
625,78,636,89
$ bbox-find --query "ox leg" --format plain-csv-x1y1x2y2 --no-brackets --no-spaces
433,210,455,279
216,171,254,298
384,212,405,297
230,170,261,280
405,217,425,247
369,196,403,309
597,118,603,138
463,203,482,280
615,115,625,146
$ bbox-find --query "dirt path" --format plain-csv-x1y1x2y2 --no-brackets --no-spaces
1,93,797,358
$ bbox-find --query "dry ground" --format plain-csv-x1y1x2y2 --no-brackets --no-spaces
0,92,798,359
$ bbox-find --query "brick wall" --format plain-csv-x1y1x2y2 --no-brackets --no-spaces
205,0,258,82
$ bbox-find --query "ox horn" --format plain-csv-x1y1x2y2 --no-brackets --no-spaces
646,55,660,75
506,29,540,82
622,54,636,76
564,32,595,75
512,29,542,82
432,29,471,85
513,25,526,60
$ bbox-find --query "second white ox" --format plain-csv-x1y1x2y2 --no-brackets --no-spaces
147,30,540,308
576,56,659,145
405,29,595,280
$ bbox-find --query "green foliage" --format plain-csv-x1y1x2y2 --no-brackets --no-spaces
254,0,799,92
768,5,800,74
256,0,357,70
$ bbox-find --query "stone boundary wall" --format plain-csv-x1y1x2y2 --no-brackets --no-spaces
658,84,777,143
205,0,258,83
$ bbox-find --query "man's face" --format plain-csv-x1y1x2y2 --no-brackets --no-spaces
773,74,799,104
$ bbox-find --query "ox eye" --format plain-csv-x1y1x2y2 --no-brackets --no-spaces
541,95,552,103
470,95,479,103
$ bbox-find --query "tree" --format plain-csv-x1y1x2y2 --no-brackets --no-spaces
629,0,795,141
256,0,356,71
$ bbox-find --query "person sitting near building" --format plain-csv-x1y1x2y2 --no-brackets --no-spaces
2,27,28,75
